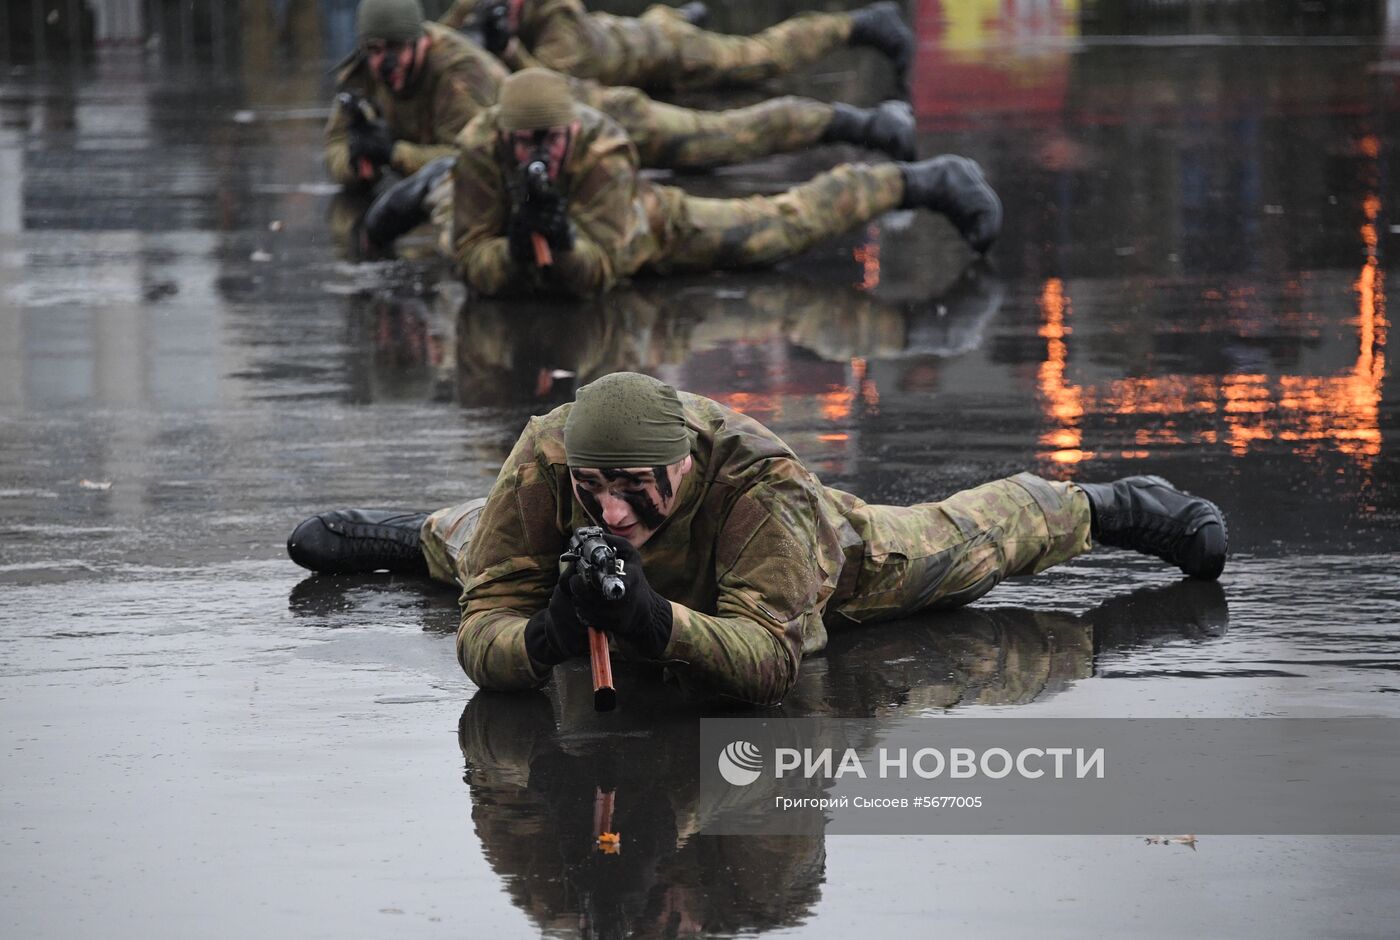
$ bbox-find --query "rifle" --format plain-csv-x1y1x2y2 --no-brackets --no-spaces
335,91,378,182
563,526,621,712
521,158,556,267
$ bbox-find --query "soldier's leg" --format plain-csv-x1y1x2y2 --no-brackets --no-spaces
654,161,905,271
427,168,456,260
640,3,852,89
286,497,486,585
595,86,833,170
835,474,1093,623
420,497,489,585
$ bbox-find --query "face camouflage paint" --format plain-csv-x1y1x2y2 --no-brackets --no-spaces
651,466,672,501
622,488,667,530
575,484,604,530
571,468,670,537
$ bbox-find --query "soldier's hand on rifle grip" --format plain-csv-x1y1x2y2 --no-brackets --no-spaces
349,119,395,173
524,571,590,666
568,535,673,660
507,194,574,267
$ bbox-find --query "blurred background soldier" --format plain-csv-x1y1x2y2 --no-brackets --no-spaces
442,0,915,93
327,0,915,188
364,69,999,295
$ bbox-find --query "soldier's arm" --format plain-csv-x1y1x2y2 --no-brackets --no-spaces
498,37,545,71
546,135,638,296
451,119,525,295
395,56,507,177
663,481,826,705
324,88,375,187
438,0,475,30
456,423,563,689
390,140,462,178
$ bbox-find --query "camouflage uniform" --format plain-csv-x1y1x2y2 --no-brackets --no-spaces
421,393,1092,705
326,21,836,185
443,0,853,91
450,102,905,295
327,22,500,186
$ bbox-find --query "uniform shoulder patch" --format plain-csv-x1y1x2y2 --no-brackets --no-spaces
514,470,563,557
716,491,770,574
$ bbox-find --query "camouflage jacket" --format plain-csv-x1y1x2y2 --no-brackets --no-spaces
450,103,659,296
457,393,867,705
324,22,507,186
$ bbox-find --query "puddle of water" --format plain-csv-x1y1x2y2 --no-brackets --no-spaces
1,1,1396,936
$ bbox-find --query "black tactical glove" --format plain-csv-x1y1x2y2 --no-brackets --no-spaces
567,534,673,660
523,572,590,667
506,190,574,266
348,118,395,171
477,0,513,54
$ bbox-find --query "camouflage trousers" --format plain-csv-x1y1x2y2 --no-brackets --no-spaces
576,84,835,171
428,160,903,272
645,160,905,271
616,4,854,91
831,473,1093,624
418,473,1093,622
439,2,851,91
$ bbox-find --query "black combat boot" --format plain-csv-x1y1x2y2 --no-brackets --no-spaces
1077,476,1228,581
362,155,455,248
896,155,1003,254
287,509,431,576
821,101,916,161
676,1,708,27
848,1,915,93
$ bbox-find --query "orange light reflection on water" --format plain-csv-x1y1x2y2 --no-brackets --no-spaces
819,385,856,422
853,225,881,292
714,390,783,422
1035,190,1387,467
1036,279,1092,464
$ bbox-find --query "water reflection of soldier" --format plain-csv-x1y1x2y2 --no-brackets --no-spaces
349,291,457,402
452,580,1226,936
679,263,1006,363
328,0,914,189
453,294,665,408
450,263,1005,408
458,689,826,937
366,69,1000,296
288,366,1228,705
441,0,914,94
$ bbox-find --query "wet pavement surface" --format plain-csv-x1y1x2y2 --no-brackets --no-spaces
2,2,1399,937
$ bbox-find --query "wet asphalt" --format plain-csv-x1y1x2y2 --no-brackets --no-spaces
2,2,1399,938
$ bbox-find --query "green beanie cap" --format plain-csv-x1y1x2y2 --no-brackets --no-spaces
498,68,575,131
565,373,692,468
357,0,425,42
